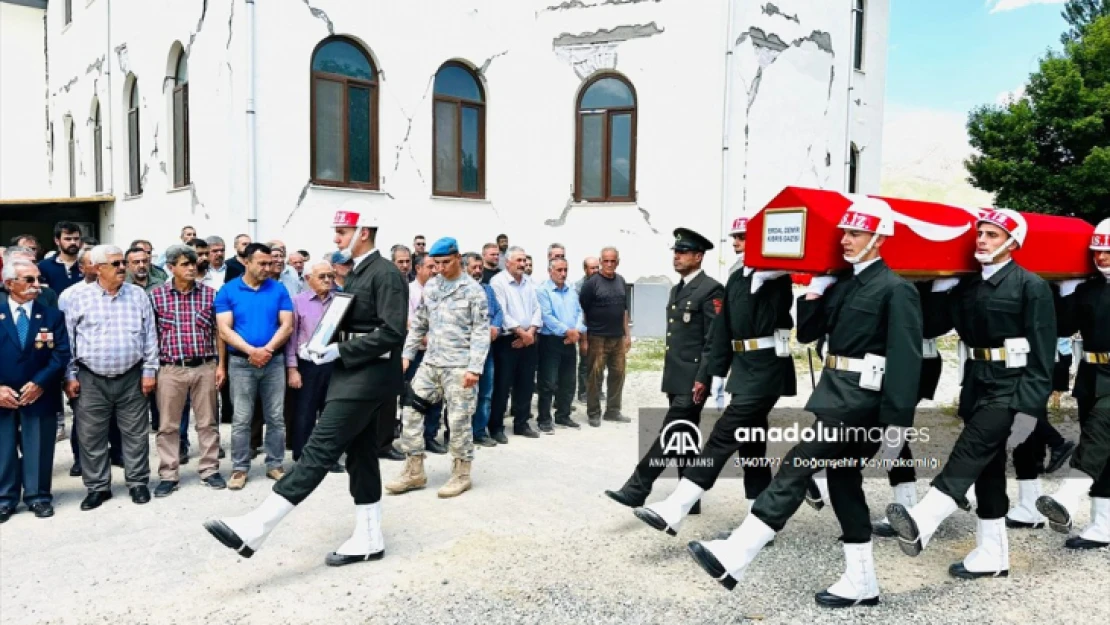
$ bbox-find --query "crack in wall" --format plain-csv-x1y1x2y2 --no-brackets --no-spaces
553,22,664,47
762,2,800,24
390,73,435,178
302,0,335,35
226,0,236,49
478,49,510,75
541,0,662,11
43,13,52,185
190,183,206,214
85,55,105,76
185,0,209,57
544,196,576,227
115,43,131,76
283,180,313,228
57,76,79,95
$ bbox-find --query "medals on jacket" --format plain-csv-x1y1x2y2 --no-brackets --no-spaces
683,301,692,323
36,328,53,349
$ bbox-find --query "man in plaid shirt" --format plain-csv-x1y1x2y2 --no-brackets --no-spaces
150,245,228,496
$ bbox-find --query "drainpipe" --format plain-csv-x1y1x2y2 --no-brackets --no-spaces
104,0,114,195
717,0,737,281
844,1,860,193
246,0,258,239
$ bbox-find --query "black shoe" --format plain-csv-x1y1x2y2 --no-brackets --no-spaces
1036,496,1073,534
425,438,448,454
29,502,54,519
689,500,701,515
69,464,82,477
202,473,228,490
514,425,541,439
329,464,346,473
687,541,737,590
180,446,191,465
492,431,509,444
1045,440,1077,474
203,520,254,558
555,417,581,429
538,422,555,434
872,521,897,538
218,447,226,460
110,458,124,468
0,506,13,523
602,413,631,423
634,507,678,536
948,562,1008,579
814,590,880,608
588,417,601,427
805,478,825,511
1065,536,1110,550
577,392,586,403
475,436,498,447
129,485,151,505
154,481,179,498
885,503,923,556
1005,517,1045,529
604,489,645,509
325,550,385,567
571,404,578,412
80,490,113,511
378,448,405,461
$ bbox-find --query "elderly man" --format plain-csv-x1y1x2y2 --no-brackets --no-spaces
125,246,166,293
536,257,585,432
575,256,601,403
203,236,228,290
0,260,70,521
288,252,306,282
10,234,39,258
150,245,227,496
392,246,412,279
271,244,303,297
65,245,159,510
387,238,489,498
181,226,197,245
579,247,631,426
285,261,342,468
4,247,58,309
215,243,294,490
489,246,543,440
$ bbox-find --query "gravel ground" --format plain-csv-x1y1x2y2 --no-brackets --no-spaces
2,355,1107,625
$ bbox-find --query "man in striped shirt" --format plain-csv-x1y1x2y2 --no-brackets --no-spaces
64,245,159,510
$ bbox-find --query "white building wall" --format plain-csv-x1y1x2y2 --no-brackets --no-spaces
37,0,887,282
0,2,50,200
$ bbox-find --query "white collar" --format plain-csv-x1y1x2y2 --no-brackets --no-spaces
853,257,881,275
209,263,226,274
678,269,703,284
353,247,377,270
7,297,32,319
980,258,1012,280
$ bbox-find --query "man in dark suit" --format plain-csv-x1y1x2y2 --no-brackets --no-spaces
0,260,70,521
604,229,723,509
205,204,408,567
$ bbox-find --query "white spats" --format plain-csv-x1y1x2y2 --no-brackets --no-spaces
1007,479,1047,528
1079,498,1110,544
814,473,831,506
222,492,295,554
910,488,959,550
335,503,385,557
962,518,1009,576
1047,469,1095,521
824,542,880,604
641,479,704,534
703,513,776,580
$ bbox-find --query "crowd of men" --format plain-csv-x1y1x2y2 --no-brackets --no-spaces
0,218,634,520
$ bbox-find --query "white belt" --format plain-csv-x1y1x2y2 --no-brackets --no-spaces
824,354,866,372
923,338,939,359
732,336,776,352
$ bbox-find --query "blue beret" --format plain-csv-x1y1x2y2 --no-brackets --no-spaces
428,237,459,256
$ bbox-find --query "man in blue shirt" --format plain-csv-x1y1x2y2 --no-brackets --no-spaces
214,243,294,491
537,257,586,431
465,254,503,446
37,221,85,294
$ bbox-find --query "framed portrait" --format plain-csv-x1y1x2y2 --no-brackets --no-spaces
306,292,355,354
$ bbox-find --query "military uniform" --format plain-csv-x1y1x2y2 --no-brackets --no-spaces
603,229,721,509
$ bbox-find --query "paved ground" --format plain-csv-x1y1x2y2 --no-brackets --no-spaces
2,365,1108,625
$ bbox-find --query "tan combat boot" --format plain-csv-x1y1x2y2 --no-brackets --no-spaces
385,455,427,495
437,459,472,498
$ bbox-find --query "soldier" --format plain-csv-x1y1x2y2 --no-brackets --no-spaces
887,209,1055,580
634,222,796,536
686,198,923,608
604,229,723,510
386,237,489,498
1036,218,1110,549
203,203,409,566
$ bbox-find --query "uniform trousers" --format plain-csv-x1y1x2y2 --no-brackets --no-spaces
1012,419,1067,480
401,365,477,461
620,393,707,503
930,407,1014,519
1074,396,1110,498
684,394,777,499
751,416,883,544
887,443,917,486
273,396,391,505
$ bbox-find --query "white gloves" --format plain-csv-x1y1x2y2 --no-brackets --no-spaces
1006,412,1038,449
931,278,960,293
806,275,838,297
309,343,340,365
878,426,909,463
750,270,789,294
1057,279,1083,297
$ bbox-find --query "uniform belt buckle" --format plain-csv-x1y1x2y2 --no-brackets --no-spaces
1091,352,1110,364
824,355,846,371
971,348,990,361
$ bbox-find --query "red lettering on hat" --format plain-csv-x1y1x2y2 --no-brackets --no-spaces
1092,234,1110,248
732,217,748,231
980,210,1018,233
333,211,359,227
838,211,880,232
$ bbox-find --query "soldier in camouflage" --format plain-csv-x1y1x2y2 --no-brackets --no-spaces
386,237,490,498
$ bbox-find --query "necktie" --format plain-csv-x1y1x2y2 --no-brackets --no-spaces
16,307,29,348
677,279,686,291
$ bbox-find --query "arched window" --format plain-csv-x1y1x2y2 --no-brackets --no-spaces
127,79,141,196
173,52,190,187
66,116,76,198
92,100,103,193
432,62,485,198
849,143,860,194
64,0,72,26
853,0,866,71
310,37,378,189
575,74,637,202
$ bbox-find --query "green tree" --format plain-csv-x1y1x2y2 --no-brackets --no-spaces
1061,0,1110,44
965,16,1110,224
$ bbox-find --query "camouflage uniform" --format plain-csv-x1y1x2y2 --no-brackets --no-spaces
401,273,490,461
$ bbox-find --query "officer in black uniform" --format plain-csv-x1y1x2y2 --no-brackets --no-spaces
204,205,409,567
1036,218,1110,549
634,233,796,536
685,198,923,608
604,229,723,510
887,208,1055,580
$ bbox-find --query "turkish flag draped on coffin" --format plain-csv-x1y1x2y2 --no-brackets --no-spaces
745,187,1096,280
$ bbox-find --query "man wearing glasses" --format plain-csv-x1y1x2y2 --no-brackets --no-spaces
124,246,166,293
149,245,227,496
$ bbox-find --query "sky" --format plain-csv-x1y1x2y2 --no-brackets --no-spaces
885,0,1069,113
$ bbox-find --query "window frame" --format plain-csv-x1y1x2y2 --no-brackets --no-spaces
309,37,380,191
67,118,76,198
172,54,190,188
127,81,141,196
574,74,638,203
849,143,860,194
853,0,866,72
431,62,486,199
64,0,73,26
93,100,103,193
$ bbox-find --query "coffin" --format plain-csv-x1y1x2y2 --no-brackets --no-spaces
746,187,1096,280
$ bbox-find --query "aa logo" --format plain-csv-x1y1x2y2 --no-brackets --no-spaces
659,419,703,456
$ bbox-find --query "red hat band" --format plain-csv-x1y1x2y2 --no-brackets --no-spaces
732,217,748,232
979,211,1018,234
1092,234,1110,249
333,211,360,228
838,210,880,233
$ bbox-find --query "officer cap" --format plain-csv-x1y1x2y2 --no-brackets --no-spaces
429,237,460,257
671,228,714,253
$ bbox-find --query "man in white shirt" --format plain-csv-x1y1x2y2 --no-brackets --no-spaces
203,236,228,290
489,246,543,441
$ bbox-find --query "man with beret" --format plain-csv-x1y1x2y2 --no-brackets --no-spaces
604,229,723,509
387,237,489,498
